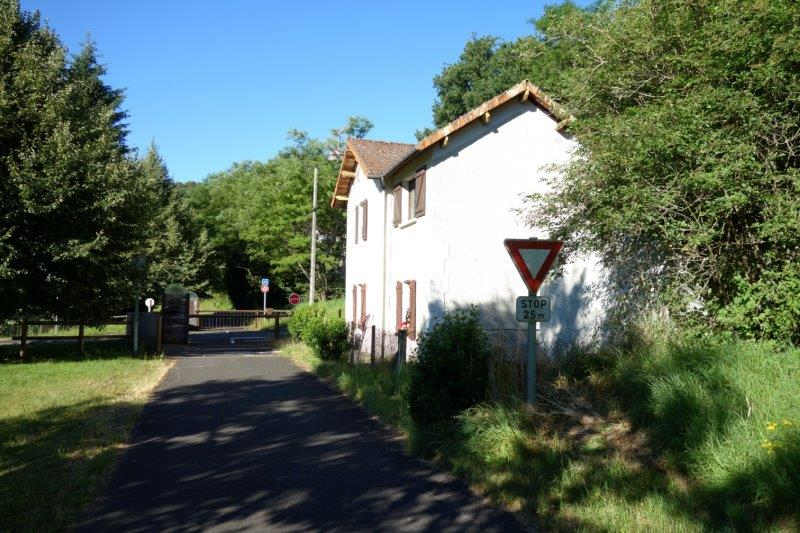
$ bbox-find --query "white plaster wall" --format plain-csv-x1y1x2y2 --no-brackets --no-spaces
384,100,608,356
343,165,387,351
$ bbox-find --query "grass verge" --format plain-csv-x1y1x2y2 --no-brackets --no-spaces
278,328,800,532
0,346,170,531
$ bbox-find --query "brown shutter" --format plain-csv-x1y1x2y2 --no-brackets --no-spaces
395,281,403,330
352,285,357,328
414,170,426,217
408,280,417,340
393,186,402,227
362,201,368,241
354,205,359,244
360,284,366,324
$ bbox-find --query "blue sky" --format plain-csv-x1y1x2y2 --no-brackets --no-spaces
21,1,589,183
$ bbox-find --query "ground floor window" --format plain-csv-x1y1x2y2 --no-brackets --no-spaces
395,280,416,340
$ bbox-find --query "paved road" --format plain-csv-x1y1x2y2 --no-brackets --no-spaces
78,333,524,532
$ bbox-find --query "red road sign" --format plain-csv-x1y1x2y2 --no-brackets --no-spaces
260,285,269,293
504,239,563,293
289,292,300,305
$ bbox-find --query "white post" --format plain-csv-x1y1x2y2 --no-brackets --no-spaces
309,167,318,304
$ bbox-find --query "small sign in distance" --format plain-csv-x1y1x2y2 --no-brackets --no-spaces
516,296,550,322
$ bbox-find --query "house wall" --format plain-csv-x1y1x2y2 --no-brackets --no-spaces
384,100,609,357
343,164,387,356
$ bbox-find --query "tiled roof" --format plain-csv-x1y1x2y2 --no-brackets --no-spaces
348,139,415,179
330,80,573,208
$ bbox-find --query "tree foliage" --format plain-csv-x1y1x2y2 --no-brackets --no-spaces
183,118,370,305
0,1,210,320
429,0,800,343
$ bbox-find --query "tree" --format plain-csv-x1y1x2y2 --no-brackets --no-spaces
0,1,208,321
429,2,605,127
137,144,212,298
428,0,800,343
184,116,369,305
0,1,148,320
527,0,800,342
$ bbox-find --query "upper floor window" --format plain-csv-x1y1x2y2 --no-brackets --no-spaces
393,168,425,227
354,199,368,243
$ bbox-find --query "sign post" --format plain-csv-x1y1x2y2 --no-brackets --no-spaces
261,278,269,312
504,239,563,405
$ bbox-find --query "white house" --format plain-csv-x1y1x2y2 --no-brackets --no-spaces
332,80,608,360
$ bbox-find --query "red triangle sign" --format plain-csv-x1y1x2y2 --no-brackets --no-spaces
504,239,563,293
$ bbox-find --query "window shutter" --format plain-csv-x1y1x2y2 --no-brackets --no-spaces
414,170,426,217
395,281,402,330
360,284,366,324
362,201,368,241
393,186,402,227
352,285,357,327
354,205,359,244
408,280,417,340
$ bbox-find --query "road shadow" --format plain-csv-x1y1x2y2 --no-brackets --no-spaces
77,355,523,532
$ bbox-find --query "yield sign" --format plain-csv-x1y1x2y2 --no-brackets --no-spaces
504,239,563,293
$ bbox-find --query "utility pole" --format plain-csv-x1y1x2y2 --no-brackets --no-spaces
309,167,318,304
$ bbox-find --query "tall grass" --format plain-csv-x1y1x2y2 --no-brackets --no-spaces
280,318,800,531
583,326,800,529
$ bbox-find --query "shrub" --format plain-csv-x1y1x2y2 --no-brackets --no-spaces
408,307,490,426
287,304,326,342
307,317,349,361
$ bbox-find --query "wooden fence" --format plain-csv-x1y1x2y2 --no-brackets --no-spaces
11,317,130,359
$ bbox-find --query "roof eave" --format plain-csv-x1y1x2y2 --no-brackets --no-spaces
383,80,574,180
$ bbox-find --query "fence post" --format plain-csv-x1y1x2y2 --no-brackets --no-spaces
19,319,27,359
78,321,85,356
370,325,376,365
274,315,280,340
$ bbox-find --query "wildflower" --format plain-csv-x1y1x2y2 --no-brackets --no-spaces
761,440,773,449
782,420,793,427
766,422,778,431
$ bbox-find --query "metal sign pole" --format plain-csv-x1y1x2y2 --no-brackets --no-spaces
527,289,536,405
263,291,266,313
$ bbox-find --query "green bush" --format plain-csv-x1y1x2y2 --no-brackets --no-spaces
307,318,349,361
287,304,326,342
408,307,490,426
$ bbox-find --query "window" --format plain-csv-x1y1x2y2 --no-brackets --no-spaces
361,200,368,241
393,168,426,228
395,279,417,339
354,200,368,243
407,178,416,220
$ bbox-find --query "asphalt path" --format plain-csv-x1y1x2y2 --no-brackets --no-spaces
78,332,524,532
